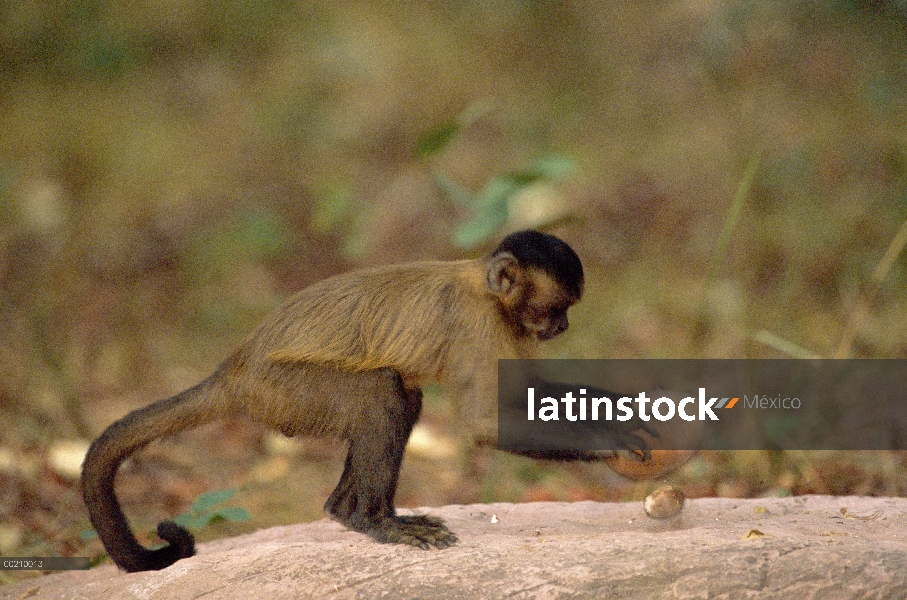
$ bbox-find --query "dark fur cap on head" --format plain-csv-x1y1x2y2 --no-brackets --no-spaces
494,230,584,299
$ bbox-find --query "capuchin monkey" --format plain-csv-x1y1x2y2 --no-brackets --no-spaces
82,230,652,573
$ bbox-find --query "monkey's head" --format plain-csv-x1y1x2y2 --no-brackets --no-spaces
486,230,584,341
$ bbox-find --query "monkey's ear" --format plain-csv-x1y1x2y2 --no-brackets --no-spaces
487,252,520,296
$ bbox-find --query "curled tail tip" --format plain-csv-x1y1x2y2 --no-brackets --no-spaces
119,522,196,572
157,520,196,559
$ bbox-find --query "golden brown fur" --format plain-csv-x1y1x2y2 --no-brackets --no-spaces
81,230,586,573
264,260,539,381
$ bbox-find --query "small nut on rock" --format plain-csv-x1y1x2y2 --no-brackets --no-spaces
644,485,685,519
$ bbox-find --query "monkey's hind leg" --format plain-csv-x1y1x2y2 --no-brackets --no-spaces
324,372,458,550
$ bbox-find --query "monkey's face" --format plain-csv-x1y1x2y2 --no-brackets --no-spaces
521,296,573,341
506,272,578,341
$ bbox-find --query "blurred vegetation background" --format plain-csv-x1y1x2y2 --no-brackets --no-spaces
3,0,907,579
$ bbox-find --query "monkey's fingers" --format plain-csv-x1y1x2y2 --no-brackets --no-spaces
620,434,652,462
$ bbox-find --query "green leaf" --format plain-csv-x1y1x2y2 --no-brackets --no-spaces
205,514,226,526
528,155,576,179
212,506,252,522
185,514,218,529
170,513,195,528
502,155,575,188
447,153,577,249
89,554,108,568
477,176,524,208
415,120,461,158
452,202,510,249
432,172,475,206
190,488,239,513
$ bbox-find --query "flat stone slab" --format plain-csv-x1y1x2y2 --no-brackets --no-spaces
3,496,906,599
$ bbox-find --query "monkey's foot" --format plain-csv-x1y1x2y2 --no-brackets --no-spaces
367,514,458,550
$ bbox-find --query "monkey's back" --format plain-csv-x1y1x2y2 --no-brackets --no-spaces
242,260,503,384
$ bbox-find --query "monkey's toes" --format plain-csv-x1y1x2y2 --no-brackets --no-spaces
369,515,459,549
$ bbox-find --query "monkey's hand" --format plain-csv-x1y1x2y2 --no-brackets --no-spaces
534,379,660,462
605,417,659,462
513,419,659,463
615,418,660,462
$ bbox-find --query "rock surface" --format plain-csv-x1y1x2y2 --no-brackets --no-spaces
3,496,906,599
